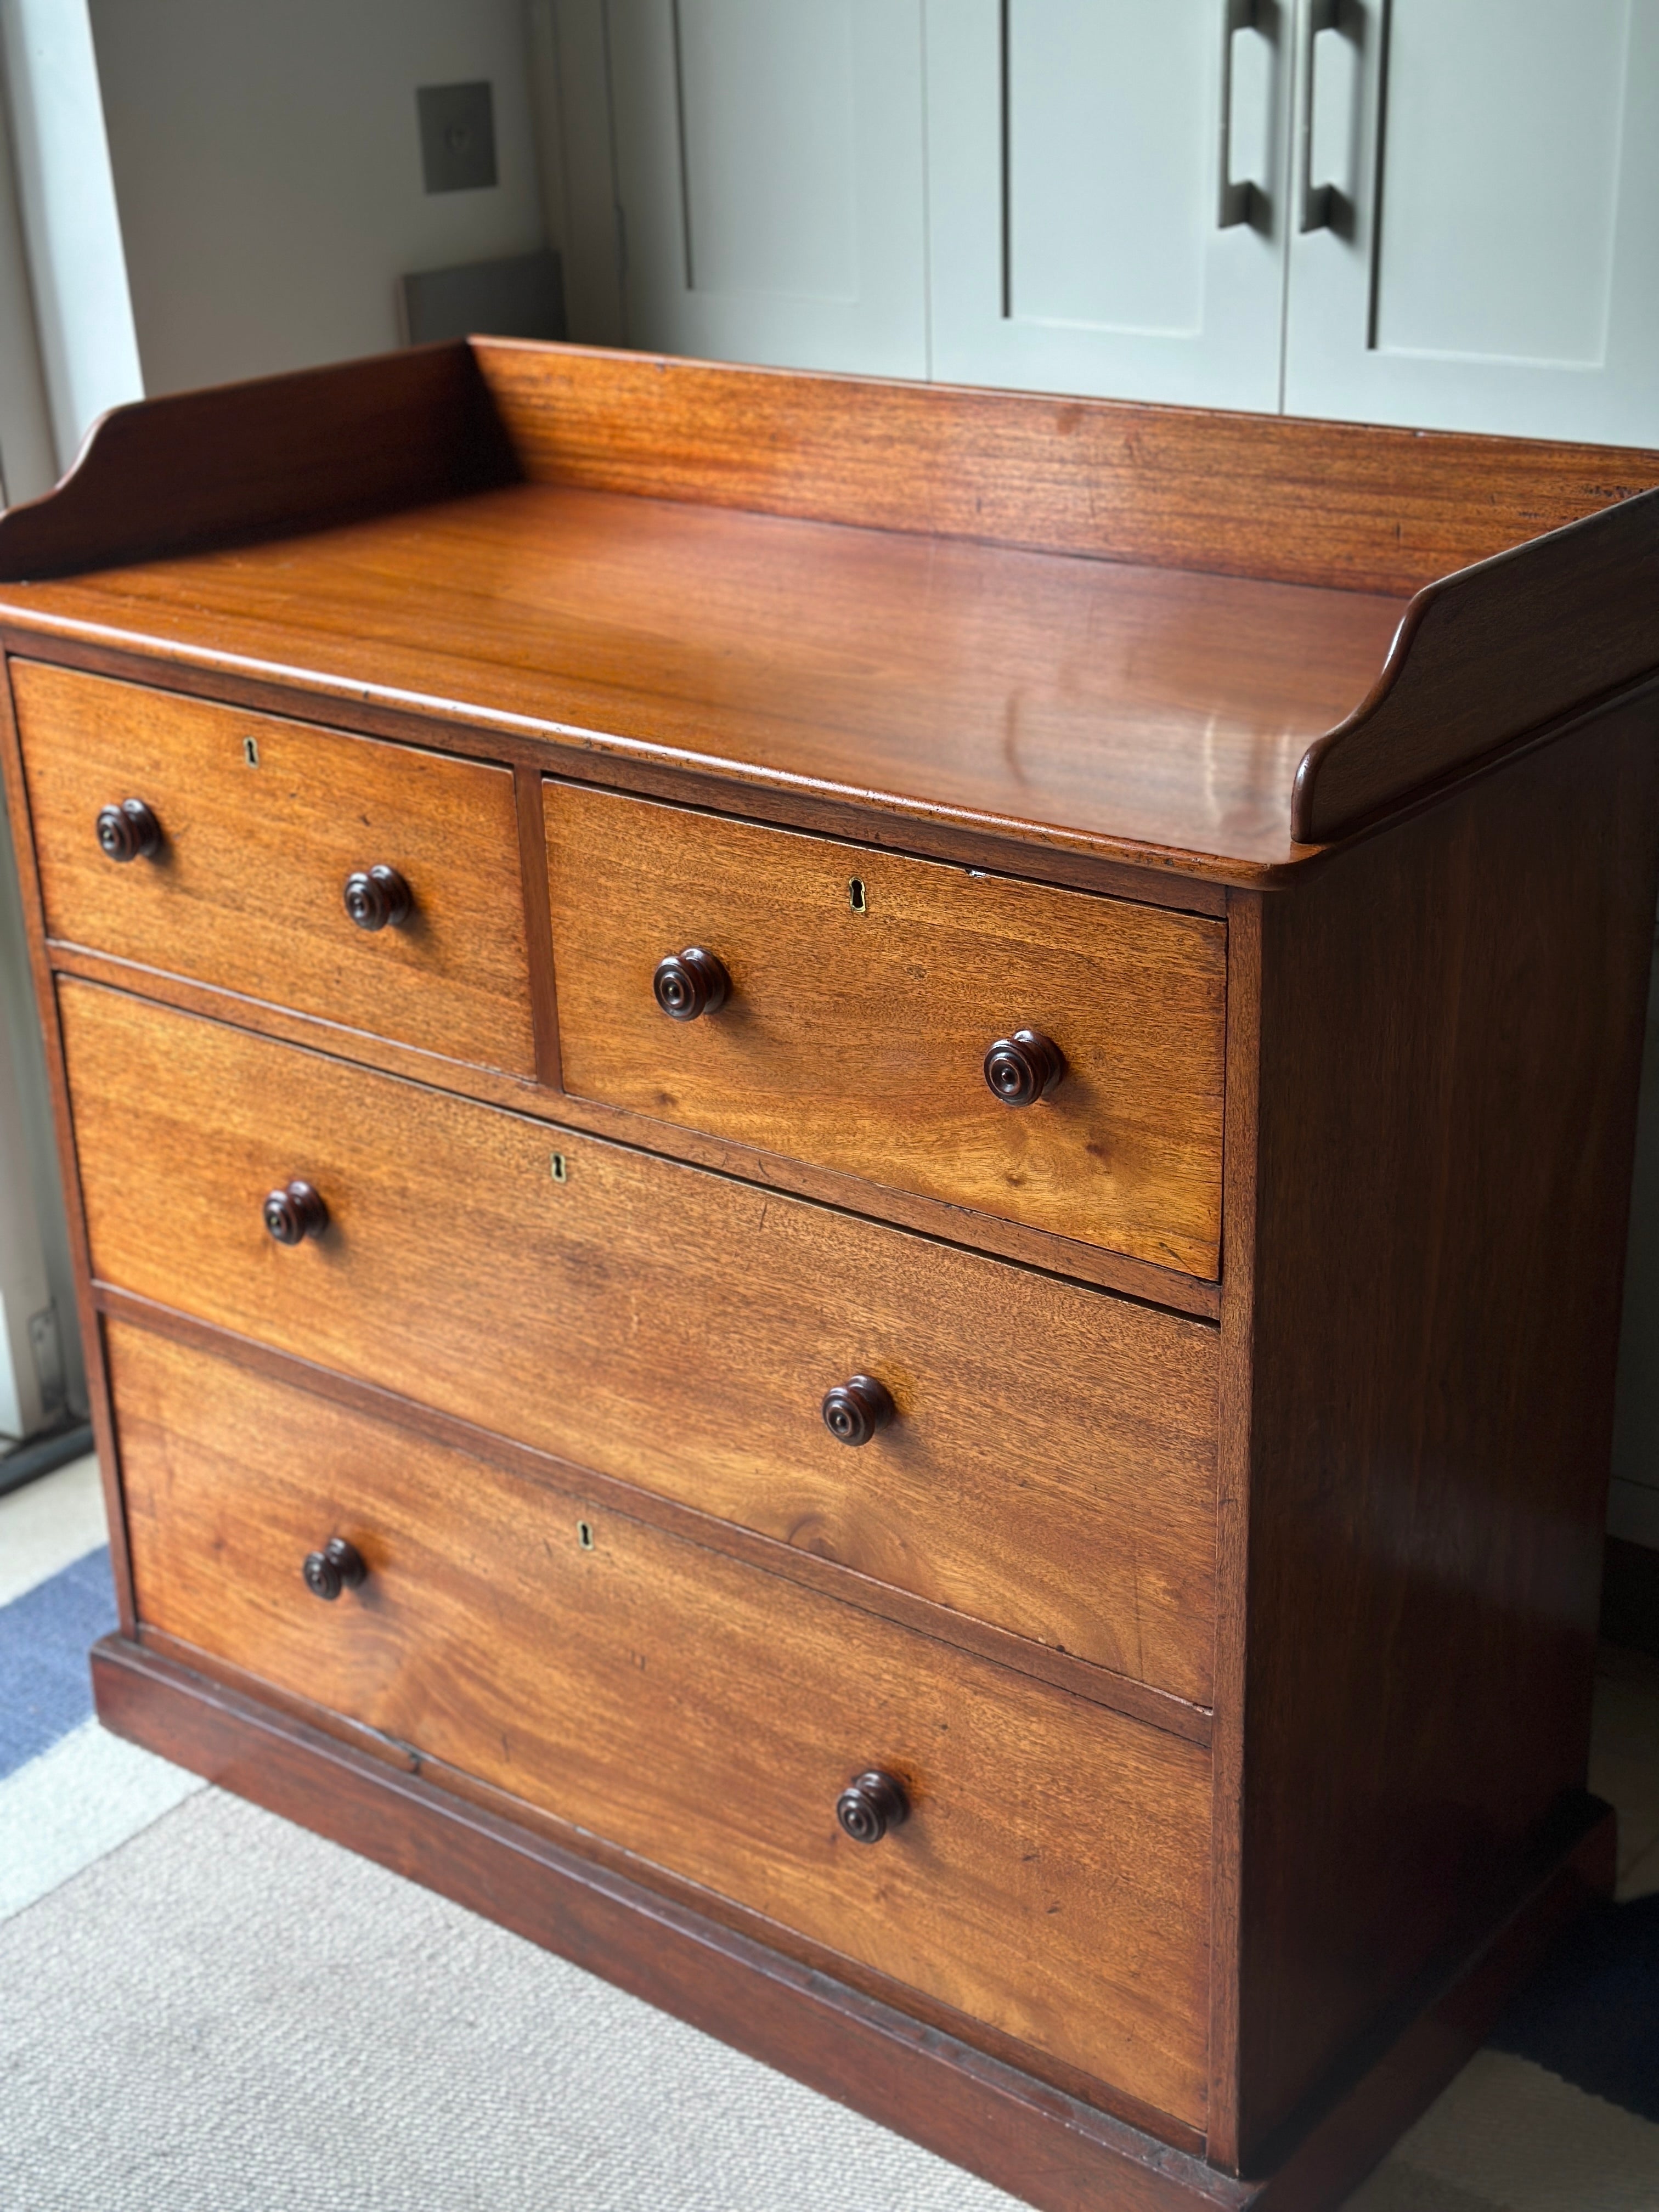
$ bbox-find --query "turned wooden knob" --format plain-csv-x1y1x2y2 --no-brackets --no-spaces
343,864,412,932
821,1375,894,1447
837,1770,909,1844
653,946,729,1021
983,1029,1065,1107
303,1537,366,1601
95,798,161,862
263,1178,329,1245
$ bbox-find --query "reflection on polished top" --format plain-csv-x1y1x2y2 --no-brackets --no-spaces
3,337,1656,882
0,481,1406,871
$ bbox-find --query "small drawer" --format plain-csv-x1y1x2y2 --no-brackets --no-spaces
545,783,1226,1278
111,1320,1213,2126
13,660,535,1076
61,981,1220,1702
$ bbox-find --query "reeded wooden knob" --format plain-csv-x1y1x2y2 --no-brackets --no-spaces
263,1178,329,1245
653,946,729,1021
95,798,161,862
821,1374,894,1447
303,1537,366,1601
343,864,412,932
837,1770,909,1844
983,1029,1065,1107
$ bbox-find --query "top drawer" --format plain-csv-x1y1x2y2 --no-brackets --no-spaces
546,784,1226,1276
12,662,536,1077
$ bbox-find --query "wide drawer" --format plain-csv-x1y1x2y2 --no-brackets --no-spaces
545,782,1226,1277
13,661,535,1076
61,980,1220,1702
110,1320,1212,2125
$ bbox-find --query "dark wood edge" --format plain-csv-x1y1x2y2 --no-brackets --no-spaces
47,945,1221,1319
0,657,134,1633
512,762,562,1088
0,343,519,584
1206,889,1265,2166
1292,492,1659,842
97,1284,1215,1743
0,618,1250,894
125,1615,1204,2152
93,1634,1234,2209
1249,1792,1616,2199
1601,1533,1659,1659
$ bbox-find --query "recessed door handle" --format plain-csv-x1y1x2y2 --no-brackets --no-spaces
1299,0,1355,234
1218,0,1269,229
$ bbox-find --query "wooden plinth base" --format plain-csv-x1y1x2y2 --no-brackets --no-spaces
92,1635,1615,2212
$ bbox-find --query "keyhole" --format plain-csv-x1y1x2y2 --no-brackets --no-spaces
848,878,866,914
577,1520,594,1550
243,736,260,766
550,1152,567,1183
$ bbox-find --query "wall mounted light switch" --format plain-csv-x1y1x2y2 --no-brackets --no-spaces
416,82,496,194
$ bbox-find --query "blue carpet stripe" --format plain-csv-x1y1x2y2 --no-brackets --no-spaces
0,1546,116,1779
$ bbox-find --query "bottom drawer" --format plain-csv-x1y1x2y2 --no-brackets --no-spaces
110,1321,1212,2129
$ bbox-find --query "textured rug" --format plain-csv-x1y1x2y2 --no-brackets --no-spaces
2,1460,1657,2211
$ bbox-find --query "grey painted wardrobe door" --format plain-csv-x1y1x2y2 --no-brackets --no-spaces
606,0,928,376
924,0,1293,410
1283,0,1659,442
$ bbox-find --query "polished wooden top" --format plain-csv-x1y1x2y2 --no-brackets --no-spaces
2,340,1656,881
1,481,1403,874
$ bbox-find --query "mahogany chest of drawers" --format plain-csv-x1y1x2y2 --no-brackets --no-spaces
4,342,1658,2209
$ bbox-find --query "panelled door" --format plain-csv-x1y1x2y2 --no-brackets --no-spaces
925,0,1291,411
1283,0,1659,442
603,0,929,376
566,0,1659,444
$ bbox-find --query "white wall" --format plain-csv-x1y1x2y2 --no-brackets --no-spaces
89,0,549,394
0,82,55,504
0,0,141,469
0,792,78,1439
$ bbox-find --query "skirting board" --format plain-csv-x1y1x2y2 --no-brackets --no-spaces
91,1635,1615,2212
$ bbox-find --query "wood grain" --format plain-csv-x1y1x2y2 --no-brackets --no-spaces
61,983,1221,1700
0,342,516,583
109,1320,1214,2124
0,483,1402,877
5,345,1658,876
15,661,535,1077
91,1634,1615,2208
48,933,1219,1317
119,1616,1206,2155
1293,492,1659,840
547,782,1227,1276
473,342,1659,600
94,1634,1246,2207
97,1287,1214,1739
1230,695,1659,2160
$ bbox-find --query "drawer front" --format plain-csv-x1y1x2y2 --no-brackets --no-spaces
545,783,1226,1277
13,661,535,1076
111,1321,1212,2125
61,981,1219,1702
